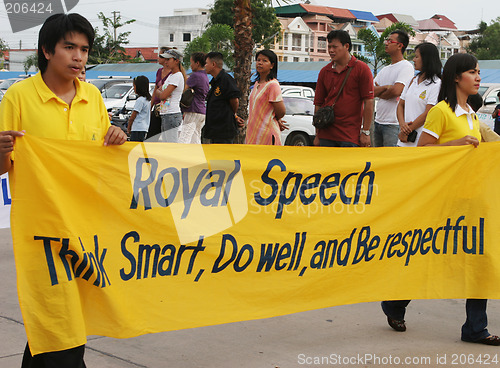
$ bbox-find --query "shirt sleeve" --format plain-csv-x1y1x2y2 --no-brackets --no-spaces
400,77,413,101
225,75,241,99
167,73,183,88
426,80,441,106
396,62,415,86
358,63,374,100
423,104,445,139
268,80,283,102
133,97,145,113
187,73,198,89
0,92,20,132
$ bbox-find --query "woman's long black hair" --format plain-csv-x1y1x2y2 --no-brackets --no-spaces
254,49,278,82
414,42,442,85
438,53,478,111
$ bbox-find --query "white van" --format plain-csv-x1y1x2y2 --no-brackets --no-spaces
281,85,315,100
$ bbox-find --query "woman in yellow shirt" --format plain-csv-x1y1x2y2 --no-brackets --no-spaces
418,53,498,345
418,54,481,147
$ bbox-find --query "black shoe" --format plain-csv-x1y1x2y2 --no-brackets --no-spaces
462,335,500,346
387,316,406,332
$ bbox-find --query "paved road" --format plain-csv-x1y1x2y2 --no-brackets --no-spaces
1,228,499,368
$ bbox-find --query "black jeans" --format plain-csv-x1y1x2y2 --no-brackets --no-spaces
22,343,86,368
130,131,147,142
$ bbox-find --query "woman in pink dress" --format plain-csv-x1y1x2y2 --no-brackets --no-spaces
246,49,286,145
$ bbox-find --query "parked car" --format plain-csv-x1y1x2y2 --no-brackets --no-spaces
280,96,315,146
102,82,155,112
0,76,31,91
477,83,500,129
88,76,132,94
281,85,315,100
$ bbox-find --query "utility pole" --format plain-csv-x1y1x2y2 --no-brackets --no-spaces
112,11,120,44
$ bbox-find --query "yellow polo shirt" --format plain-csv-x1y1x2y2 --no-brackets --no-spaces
0,72,110,141
423,100,481,144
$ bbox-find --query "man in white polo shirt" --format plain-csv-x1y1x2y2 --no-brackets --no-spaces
373,30,414,147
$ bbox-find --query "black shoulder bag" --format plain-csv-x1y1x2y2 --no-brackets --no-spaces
313,64,355,130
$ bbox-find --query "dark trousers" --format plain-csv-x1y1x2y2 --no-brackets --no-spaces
202,137,234,144
462,299,489,341
495,120,500,136
22,343,86,368
147,112,162,140
319,139,359,147
382,299,489,341
130,131,147,142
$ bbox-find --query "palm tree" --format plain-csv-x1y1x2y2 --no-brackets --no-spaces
233,0,254,143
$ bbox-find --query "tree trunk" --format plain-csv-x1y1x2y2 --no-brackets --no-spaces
233,0,254,144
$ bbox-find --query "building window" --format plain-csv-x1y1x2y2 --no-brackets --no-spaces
292,34,302,51
284,56,288,61
318,36,327,53
183,33,191,42
170,34,174,42
293,57,299,62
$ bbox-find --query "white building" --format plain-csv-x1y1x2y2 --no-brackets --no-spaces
270,17,313,62
158,8,210,53
9,50,36,72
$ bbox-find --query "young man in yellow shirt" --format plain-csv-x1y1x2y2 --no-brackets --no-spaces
0,13,127,367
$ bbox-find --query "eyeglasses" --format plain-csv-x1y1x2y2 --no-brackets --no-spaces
384,39,401,45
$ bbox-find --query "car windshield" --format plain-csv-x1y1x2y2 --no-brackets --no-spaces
90,80,110,91
0,79,17,90
102,84,131,99
284,97,314,116
478,86,489,97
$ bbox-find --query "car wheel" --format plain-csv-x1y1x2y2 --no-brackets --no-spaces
287,133,310,146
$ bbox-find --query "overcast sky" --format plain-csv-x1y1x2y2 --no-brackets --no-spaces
0,0,496,50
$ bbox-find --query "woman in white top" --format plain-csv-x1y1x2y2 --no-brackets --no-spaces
156,49,186,143
397,42,442,147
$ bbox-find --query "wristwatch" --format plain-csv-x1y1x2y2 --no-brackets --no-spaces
361,129,370,136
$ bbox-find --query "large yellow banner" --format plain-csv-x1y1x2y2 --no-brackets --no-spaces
10,135,500,354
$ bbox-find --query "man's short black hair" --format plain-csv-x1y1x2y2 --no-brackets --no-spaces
390,30,410,54
38,13,95,74
205,52,224,68
327,30,352,52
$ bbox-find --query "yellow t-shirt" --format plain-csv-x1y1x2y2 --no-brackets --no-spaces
0,72,110,141
423,100,481,144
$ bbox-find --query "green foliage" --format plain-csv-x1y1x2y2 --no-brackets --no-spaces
358,22,415,75
209,0,281,48
0,38,8,58
23,54,38,74
352,53,371,65
183,24,235,69
88,12,136,64
467,18,500,60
